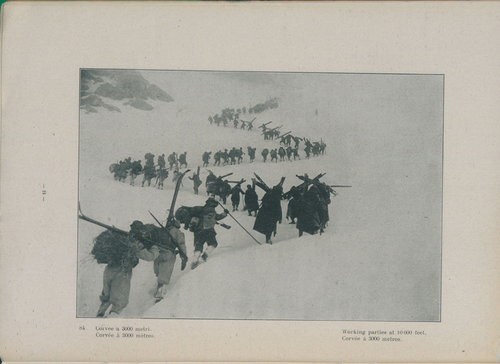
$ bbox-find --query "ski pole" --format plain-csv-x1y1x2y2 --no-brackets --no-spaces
217,201,261,245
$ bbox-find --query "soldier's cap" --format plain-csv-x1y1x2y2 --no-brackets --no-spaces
130,220,144,231
205,198,218,207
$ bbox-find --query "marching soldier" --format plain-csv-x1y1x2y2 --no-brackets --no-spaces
261,148,269,162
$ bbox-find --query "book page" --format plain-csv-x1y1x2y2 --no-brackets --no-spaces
1,2,499,362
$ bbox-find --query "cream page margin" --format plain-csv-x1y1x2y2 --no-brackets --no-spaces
1,2,499,362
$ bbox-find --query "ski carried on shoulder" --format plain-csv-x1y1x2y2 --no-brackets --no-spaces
78,203,128,236
78,203,162,248
154,168,191,263
167,169,190,222
253,173,269,192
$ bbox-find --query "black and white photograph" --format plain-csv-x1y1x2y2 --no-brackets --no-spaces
77,69,443,321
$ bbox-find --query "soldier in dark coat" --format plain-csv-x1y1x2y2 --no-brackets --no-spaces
278,147,286,162
316,182,331,228
261,148,269,162
285,186,301,224
296,185,324,237
228,148,237,165
304,145,311,159
292,136,302,149
158,154,166,169
237,147,245,164
247,147,256,163
179,152,188,168
312,142,321,157
188,171,203,195
202,151,211,167
270,148,278,163
218,180,232,204
205,170,217,195
213,151,222,166
244,183,259,216
168,152,178,169
142,164,156,187
230,184,245,211
144,153,155,168
253,184,283,244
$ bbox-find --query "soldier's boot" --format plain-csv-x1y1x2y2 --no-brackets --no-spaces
265,233,273,245
202,246,215,262
155,284,168,300
191,251,202,270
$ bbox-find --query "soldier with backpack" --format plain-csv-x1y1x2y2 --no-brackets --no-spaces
151,220,188,301
142,164,156,187
157,154,166,170
94,224,159,318
168,152,178,170
189,198,229,269
202,151,212,167
270,148,278,163
247,147,256,163
129,160,142,186
178,152,188,169
261,148,269,162
244,180,259,217
253,177,285,245
156,168,169,190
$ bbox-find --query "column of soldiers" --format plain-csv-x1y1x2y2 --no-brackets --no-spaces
110,152,189,189
200,140,325,167
208,107,256,131
92,170,338,317
110,137,328,192
202,172,334,241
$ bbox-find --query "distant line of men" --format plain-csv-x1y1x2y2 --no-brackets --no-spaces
202,140,326,166
208,98,279,129
110,139,328,190
208,107,256,130
109,152,189,189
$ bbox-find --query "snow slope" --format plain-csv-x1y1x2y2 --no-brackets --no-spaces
77,71,442,321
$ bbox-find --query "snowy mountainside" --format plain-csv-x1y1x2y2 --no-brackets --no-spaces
78,72,442,321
